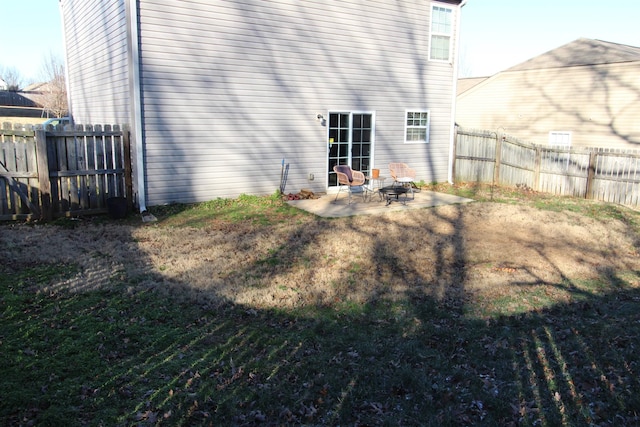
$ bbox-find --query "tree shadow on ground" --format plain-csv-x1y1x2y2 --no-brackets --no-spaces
1,204,640,425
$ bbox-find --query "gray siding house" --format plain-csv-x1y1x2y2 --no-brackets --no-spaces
60,0,466,210
456,38,640,150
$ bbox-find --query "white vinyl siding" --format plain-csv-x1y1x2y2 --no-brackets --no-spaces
60,0,130,124
141,0,460,205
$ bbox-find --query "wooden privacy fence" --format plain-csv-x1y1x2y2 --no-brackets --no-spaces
454,127,640,208
0,123,132,220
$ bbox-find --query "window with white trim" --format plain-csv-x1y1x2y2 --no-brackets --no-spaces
549,131,572,146
430,4,453,61
405,110,430,143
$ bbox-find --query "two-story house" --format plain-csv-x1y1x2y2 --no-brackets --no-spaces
60,0,466,210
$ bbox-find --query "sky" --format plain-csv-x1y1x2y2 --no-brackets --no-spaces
1,1,640,83
0,1,64,84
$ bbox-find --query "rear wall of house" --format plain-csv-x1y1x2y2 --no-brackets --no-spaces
137,0,460,205
62,0,461,206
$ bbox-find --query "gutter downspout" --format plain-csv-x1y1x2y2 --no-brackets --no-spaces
126,0,149,217
447,0,468,184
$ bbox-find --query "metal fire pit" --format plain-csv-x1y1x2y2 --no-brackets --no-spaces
379,186,409,205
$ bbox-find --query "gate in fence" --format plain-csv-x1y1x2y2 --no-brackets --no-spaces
0,123,132,220
454,127,640,208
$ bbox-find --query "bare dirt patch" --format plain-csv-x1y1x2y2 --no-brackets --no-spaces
3,201,638,312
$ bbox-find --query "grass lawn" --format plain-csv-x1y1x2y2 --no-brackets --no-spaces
2,185,640,426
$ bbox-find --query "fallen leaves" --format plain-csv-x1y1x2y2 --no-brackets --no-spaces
492,265,519,273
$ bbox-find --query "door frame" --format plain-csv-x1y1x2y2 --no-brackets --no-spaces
325,110,376,192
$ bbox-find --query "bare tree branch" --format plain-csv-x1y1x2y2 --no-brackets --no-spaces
0,66,24,91
33,52,68,118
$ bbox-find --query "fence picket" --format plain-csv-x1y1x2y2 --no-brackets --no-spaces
455,127,640,209
86,131,98,209
0,123,130,220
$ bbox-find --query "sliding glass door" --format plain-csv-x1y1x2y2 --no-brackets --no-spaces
327,112,374,187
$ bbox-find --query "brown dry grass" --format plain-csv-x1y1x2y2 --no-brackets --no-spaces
3,200,638,315
4,191,640,425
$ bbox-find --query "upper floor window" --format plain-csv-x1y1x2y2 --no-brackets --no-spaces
430,4,453,61
405,110,430,143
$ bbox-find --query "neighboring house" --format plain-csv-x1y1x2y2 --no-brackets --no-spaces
22,81,50,92
0,78,7,91
456,38,640,150
0,90,39,108
60,0,466,210
21,82,52,103
456,76,487,96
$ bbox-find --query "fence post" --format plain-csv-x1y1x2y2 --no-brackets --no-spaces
35,129,52,220
586,151,597,199
451,126,458,183
493,131,503,185
533,146,541,191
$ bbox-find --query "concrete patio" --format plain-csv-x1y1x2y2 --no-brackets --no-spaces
286,189,474,218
